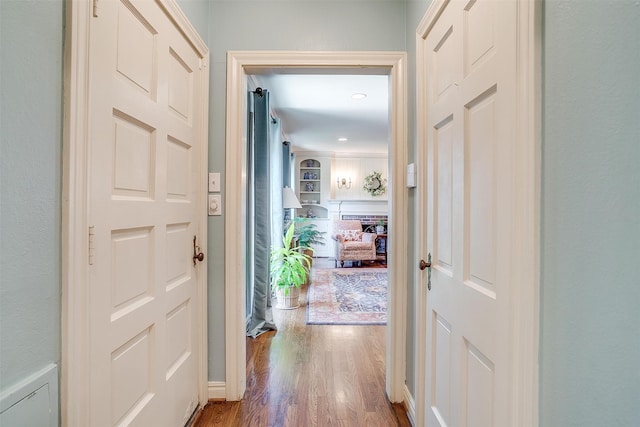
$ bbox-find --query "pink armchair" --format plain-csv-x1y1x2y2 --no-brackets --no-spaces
332,220,377,267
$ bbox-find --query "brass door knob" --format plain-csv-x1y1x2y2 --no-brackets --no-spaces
193,235,205,265
419,253,433,290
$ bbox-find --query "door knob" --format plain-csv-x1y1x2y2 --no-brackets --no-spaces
419,253,432,290
193,235,205,265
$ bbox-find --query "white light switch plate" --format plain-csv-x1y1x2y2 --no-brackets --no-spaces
208,195,221,216
406,163,416,188
208,172,220,192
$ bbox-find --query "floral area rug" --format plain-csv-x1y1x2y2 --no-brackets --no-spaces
306,268,387,325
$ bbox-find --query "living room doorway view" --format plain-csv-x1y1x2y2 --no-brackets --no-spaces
239,70,397,423
223,51,407,412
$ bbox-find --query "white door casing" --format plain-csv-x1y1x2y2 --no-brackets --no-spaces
224,52,408,402
415,1,540,426
62,1,209,425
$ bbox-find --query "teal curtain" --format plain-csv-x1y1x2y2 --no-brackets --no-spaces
246,89,278,338
270,117,283,251
282,141,291,188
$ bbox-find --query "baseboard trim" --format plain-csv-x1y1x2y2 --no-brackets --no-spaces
207,381,226,401
403,384,416,426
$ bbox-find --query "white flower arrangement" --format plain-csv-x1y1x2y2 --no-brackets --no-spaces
363,171,387,196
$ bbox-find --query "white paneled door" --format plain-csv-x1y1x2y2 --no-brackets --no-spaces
88,1,206,425
419,1,520,426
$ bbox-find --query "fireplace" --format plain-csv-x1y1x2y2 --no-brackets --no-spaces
341,214,387,233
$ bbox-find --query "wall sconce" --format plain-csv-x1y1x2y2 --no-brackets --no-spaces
336,177,351,189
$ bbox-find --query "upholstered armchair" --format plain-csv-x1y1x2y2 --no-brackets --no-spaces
332,220,377,267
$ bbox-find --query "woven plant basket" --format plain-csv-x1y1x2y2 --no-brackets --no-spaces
275,286,300,310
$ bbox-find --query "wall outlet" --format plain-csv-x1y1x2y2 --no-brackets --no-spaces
208,172,220,192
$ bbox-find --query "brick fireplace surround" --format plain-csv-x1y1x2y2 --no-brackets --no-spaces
341,214,388,231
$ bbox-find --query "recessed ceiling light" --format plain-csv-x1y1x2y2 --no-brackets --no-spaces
351,93,367,100
338,137,348,142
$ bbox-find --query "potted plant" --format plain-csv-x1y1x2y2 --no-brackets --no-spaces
376,219,386,234
293,217,326,267
270,223,312,309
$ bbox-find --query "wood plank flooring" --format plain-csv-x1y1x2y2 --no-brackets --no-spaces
194,262,411,426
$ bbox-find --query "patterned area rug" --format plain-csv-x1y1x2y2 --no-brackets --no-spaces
307,268,387,325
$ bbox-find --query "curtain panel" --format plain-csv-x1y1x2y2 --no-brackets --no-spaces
246,89,279,338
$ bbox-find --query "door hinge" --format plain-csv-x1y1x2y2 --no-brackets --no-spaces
88,226,95,265
92,0,99,17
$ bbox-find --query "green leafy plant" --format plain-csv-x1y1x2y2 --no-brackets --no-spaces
270,223,312,295
293,217,326,248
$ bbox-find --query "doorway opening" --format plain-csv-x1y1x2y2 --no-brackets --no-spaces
224,51,408,402
246,70,391,380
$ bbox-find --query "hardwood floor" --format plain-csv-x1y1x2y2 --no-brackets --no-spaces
194,261,411,426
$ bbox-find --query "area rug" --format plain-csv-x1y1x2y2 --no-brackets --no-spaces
306,268,387,325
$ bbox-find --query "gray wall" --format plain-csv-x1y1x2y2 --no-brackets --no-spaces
540,1,640,425
176,0,210,43
0,0,63,397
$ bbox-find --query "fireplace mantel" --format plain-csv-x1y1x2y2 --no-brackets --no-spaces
327,199,388,219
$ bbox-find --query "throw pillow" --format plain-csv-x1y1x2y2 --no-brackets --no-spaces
339,229,362,242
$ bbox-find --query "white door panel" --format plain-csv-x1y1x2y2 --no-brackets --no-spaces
88,0,205,425
421,1,517,426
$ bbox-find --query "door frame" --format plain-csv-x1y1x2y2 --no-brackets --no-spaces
61,1,210,425
414,1,541,426
224,51,408,402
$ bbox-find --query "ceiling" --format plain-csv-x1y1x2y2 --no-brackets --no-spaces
252,72,390,154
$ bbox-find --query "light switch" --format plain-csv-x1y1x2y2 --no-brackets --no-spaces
406,163,417,188
208,172,221,193
208,195,221,216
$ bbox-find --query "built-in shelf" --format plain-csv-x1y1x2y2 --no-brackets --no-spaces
298,158,327,219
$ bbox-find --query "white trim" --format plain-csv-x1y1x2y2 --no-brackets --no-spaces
413,1,540,426
207,381,227,401
62,1,210,425
224,52,248,401
61,1,91,424
225,51,408,403
403,384,417,427
385,52,408,402
510,1,541,426
196,50,211,408
413,2,434,422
